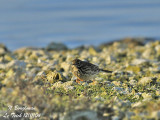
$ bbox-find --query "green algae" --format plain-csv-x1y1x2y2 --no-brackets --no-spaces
125,65,141,73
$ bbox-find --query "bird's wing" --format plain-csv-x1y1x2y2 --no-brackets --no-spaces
81,61,99,74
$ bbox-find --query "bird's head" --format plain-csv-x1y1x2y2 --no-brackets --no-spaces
72,58,82,67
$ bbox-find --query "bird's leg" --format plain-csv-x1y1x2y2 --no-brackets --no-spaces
76,78,80,83
76,78,84,83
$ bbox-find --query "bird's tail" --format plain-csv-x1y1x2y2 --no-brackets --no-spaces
100,69,112,73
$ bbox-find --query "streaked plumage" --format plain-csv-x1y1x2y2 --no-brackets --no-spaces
72,58,112,82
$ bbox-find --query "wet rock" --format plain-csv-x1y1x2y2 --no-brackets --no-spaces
46,42,68,51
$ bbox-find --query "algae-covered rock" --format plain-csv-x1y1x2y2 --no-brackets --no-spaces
1,54,14,62
2,78,15,87
46,71,66,83
142,93,152,99
6,69,14,77
125,65,141,73
89,46,98,56
142,48,155,59
52,81,75,91
129,79,137,86
138,77,152,86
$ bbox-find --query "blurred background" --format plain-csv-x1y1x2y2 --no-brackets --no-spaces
0,0,160,50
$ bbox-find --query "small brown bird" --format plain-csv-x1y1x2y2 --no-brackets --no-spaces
72,58,112,83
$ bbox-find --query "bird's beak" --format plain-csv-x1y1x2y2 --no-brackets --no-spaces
68,62,73,65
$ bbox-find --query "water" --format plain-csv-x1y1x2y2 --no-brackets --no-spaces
0,0,160,50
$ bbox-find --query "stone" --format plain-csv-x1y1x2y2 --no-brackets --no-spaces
46,42,68,51
131,102,143,108
142,93,152,99
132,59,149,65
60,110,101,120
113,87,123,91
89,46,98,56
46,71,66,83
138,77,152,86
0,44,8,55
125,65,141,73
111,116,120,120
129,79,137,86
7,60,26,68
60,62,71,72
151,110,160,119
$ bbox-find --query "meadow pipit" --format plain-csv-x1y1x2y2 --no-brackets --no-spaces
72,58,112,83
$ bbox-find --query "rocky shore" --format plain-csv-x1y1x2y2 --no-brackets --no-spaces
0,38,160,120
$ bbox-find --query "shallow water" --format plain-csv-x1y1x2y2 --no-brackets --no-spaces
0,0,160,50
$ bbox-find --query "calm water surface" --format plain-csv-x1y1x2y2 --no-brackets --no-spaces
0,0,160,50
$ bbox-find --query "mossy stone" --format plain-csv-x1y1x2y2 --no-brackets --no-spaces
47,71,65,83
125,66,141,73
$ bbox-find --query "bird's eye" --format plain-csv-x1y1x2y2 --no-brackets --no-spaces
77,61,80,65
76,60,81,66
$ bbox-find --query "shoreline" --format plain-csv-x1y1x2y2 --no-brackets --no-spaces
1,37,158,52
0,37,160,120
